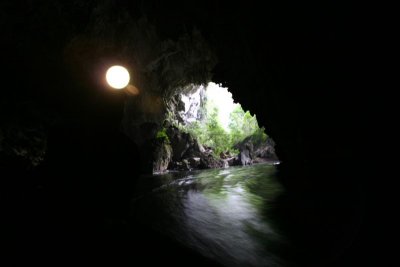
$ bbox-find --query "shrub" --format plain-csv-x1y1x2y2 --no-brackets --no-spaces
155,128,170,143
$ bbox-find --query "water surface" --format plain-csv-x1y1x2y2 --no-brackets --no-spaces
131,163,288,267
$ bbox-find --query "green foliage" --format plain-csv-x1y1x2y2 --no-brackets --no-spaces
228,105,264,147
252,127,268,145
180,100,267,157
204,106,230,155
155,128,170,143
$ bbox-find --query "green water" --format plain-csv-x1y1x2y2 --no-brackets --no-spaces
131,163,287,267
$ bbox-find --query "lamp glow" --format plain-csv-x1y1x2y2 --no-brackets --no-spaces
106,65,130,89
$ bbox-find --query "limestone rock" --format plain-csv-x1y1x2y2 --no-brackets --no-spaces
152,140,172,173
199,154,224,169
239,148,253,166
167,126,192,161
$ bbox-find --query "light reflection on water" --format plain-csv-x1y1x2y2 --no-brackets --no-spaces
131,164,287,267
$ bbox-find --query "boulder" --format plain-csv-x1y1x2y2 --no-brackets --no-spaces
234,134,278,163
239,148,253,166
222,159,229,168
199,154,224,169
167,126,192,161
152,140,172,173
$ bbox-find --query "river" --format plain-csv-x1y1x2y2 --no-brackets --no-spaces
131,163,290,267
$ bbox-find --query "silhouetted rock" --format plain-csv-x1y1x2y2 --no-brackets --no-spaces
167,126,192,161
152,140,172,173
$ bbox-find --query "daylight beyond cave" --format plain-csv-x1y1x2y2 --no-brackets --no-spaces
150,82,278,174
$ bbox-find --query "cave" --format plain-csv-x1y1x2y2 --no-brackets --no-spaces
1,1,383,267
123,80,278,174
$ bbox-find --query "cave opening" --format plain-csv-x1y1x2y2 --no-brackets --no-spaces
151,82,278,174
0,1,372,267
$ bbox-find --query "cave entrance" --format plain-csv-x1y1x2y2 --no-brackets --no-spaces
156,82,278,173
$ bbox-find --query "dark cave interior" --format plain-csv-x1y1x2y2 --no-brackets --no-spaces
0,1,385,266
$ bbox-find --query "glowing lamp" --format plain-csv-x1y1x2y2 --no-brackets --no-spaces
106,65,130,89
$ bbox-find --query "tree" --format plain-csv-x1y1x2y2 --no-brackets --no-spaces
176,89,268,157
204,107,229,155
228,104,261,147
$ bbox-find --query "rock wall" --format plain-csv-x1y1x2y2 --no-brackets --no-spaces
0,103,47,170
62,6,216,175
234,135,279,166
